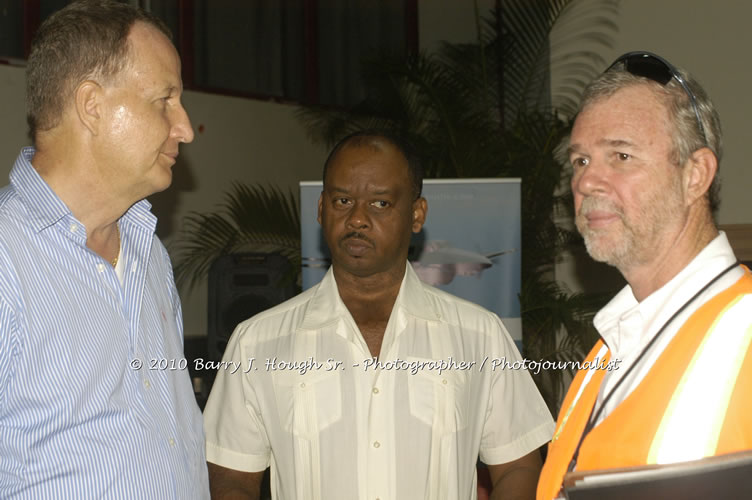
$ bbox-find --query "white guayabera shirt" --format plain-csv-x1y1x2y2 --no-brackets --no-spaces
204,264,554,500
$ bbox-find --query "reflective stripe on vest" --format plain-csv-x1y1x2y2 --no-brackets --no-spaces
552,343,609,442
649,294,752,464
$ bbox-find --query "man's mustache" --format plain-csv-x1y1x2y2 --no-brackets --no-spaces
341,232,374,245
578,197,623,218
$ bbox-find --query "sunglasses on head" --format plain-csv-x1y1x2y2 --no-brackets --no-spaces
606,51,708,146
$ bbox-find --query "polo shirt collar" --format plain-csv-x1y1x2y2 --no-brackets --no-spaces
594,231,738,355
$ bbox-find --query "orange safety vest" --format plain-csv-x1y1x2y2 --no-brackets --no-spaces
537,269,752,500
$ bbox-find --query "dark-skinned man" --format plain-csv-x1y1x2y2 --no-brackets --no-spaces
204,131,554,500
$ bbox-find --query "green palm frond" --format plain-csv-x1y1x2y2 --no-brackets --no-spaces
171,183,301,292
498,0,562,118
549,0,620,114
499,0,618,118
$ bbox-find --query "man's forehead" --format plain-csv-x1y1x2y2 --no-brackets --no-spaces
580,84,667,119
324,174,401,196
126,21,177,59
122,22,182,86
572,87,670,141
128,20,169,41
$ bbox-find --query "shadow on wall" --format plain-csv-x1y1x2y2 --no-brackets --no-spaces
148,155,197,239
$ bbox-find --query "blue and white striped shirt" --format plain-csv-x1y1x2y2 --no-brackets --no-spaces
0,148,209,499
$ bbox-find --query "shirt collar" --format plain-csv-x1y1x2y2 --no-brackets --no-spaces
9,147,157,234
396,263,443,322
594,231,739,353
300,262,442,331
10,147,70,232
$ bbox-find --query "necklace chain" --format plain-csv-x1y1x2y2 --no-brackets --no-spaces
111,223,120,267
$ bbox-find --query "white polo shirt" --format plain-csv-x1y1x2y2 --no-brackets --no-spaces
204,264,553,500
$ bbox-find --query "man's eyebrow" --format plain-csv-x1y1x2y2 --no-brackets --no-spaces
156,85,179,97
598,138,636,148
567,139,637,156
326,187,394,196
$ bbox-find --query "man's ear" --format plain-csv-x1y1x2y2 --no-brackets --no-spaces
74,80,103,136
684,147,718,206
317,192,323,225
412,197,428,233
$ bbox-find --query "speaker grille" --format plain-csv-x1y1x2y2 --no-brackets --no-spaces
207,253,297,361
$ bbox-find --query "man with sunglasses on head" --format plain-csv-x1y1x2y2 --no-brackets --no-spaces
537,52,752,499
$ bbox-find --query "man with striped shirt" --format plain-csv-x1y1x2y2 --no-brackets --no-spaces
0,1,208,498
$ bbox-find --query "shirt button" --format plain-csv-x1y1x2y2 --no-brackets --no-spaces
168,438,175,447
143,379,151,389
373,441,380,448
69,224,78,232
97,263,105,273
442,379,448,385
372,387,379,394
300,382,306,388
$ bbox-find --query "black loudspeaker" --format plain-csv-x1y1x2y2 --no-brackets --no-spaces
207,252,297,362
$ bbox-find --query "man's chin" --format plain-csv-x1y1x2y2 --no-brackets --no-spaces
144,172,173,199
334,256,387,279
584,246,614,265
583,236,631,269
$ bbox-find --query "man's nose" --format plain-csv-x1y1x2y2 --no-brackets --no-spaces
346,202,370,229
572,159,609,197
172,102,195,144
